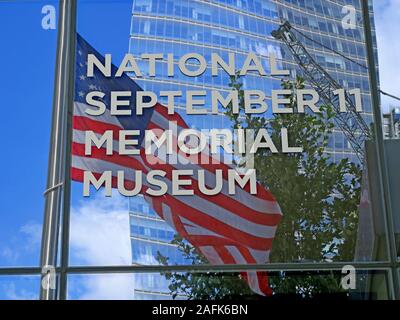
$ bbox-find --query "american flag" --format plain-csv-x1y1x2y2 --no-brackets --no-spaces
72,34,282,296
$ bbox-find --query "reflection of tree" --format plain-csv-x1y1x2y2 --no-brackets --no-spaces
157,75,362,299
156,235,255,300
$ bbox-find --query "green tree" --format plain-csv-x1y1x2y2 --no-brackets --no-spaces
156,235,255,300
157,75,362,299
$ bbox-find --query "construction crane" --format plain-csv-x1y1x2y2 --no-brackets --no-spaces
271,21,371,162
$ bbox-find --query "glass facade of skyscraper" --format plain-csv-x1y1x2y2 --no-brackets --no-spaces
128,0,378,298
4,0,400,302
129,196,190,298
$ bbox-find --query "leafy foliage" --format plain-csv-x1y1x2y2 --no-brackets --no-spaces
156,235,254,300
156,75,362,299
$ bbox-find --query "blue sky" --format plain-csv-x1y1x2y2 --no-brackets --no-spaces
0,0,399,299
373,0,400,112
0,1,58,268
0,0,134,299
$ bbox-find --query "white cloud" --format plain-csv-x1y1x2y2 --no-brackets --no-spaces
1,282,37,300
1,192,135,299
374,0,400,112
69,192,135,299
0,247,19,264
0,221,42,265
69,274,135,300
20,222,42,249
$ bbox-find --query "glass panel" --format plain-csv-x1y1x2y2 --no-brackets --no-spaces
67,273,135,300
69,0,136,266
0,0,58,267
0,276,40,300
374,2,400,260
2,0,397,301
67,270,390,300
69,0,390,272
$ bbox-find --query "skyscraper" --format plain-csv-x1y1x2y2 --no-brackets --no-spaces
383,107,400,139
128,0,378,298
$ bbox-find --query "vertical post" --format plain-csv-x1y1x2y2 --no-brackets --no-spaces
58,0,77,300
40,0,77,300
361,0,400,299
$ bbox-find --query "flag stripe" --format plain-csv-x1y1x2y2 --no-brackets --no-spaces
72,112,281,215
72,35,283,296
72,155,276,250
72,146,278,238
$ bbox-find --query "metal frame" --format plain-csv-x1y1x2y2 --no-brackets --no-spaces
39,0,76,300
360,0,400,299
0,260,397,274
58,0,76,299
0,0,398,301
0,261,398,299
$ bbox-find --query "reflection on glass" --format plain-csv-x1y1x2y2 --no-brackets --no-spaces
0,276,40,300
68,0,391,300
0,0,58,267
126,0,384,267
67,270,390,300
